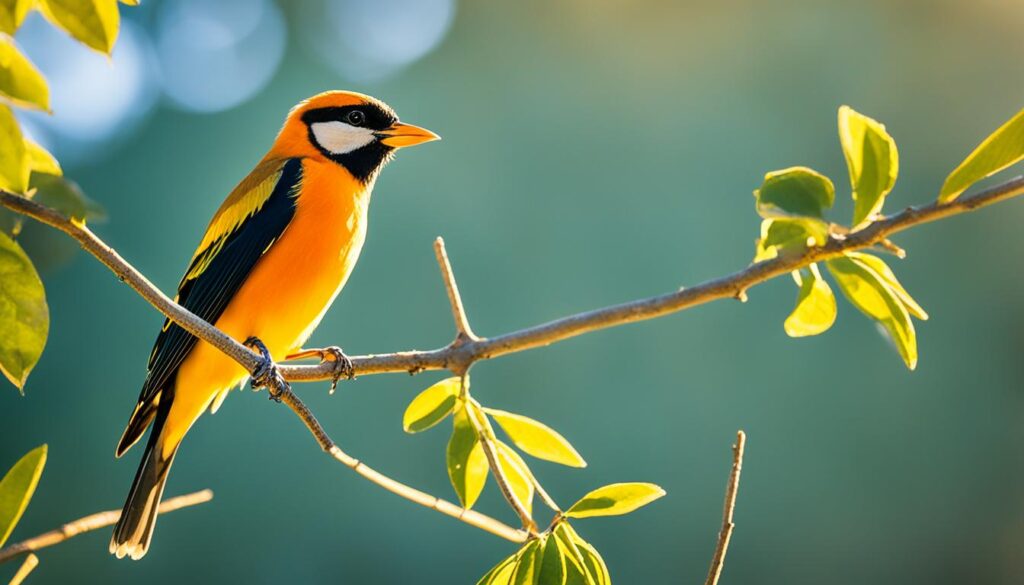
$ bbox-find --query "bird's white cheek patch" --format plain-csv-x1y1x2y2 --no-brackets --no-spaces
310,121,375,155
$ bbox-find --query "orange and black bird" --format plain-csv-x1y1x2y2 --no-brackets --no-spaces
109,91,438,559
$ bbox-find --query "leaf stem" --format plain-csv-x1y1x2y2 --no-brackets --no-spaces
704,431,746,585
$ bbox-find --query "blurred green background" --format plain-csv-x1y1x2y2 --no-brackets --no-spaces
3,0,1024,583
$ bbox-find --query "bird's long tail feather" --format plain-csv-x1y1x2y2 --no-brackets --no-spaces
109,428,178,560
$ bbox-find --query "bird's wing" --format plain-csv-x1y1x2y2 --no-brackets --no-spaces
116,157,303,456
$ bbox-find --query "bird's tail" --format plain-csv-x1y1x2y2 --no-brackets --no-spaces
109,428,179,560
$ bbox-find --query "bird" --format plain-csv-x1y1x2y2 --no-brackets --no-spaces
109,91,438,560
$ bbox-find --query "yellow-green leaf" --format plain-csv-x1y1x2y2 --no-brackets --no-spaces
26,140,60,176
403,376,460,433
940,107,1024,202
496,440,535,517
0,231,48,391
29,173,105,223
565,482,665,519
0,104,28,192
753,217,830,262
38,0,119,55
0,36,48,111
118,0,138,4
554,526,592,585
485,408,586,468
784,264,836,337
838,106,898,227
0,445,46,547
754,166,834,219
826,255,918,369
510,539,541,585
560,523,610,585
0,0,34,35
447,404,488,509
845,252,927,320
537,535,566,585
477,549,519,585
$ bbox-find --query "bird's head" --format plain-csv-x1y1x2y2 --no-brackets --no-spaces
271,90,439,183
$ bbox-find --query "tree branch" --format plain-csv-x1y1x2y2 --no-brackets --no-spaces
6,554,37,585
0,490,213,564
433,237,478,344
704,431,746,585
272,384,528,543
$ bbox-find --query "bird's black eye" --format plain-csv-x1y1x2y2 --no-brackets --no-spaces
345,110,366,126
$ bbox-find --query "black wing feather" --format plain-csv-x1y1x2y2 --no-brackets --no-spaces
116,158,302,456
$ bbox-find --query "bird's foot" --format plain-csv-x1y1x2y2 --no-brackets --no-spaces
286,346,355,394
244,336,289,402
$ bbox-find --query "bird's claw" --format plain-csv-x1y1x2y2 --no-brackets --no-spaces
244,336,289,402
318,346,355,395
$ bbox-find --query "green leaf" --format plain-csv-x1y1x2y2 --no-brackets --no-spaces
0,0,34,35
0,104,28,193
784,264,836,337
838,106,898,227
754,166,835,219
0,445,46,547
0,36,49,111
826,255,918,369
447,403,488,509
845,252,927,320
940,106,1024,202
477,550,519,585
403,376,460,433
554,526,592,585
29,173,105,223
537,535,567,585
38,0,119,55
753,218,830,262
496,440,535,517
26,141,61,176
510,539,542,585
565,482,665,519
0,231,48,391
560,523,610,585
485,408,586,468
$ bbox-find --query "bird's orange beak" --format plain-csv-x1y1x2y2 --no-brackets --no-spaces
377,122,440,148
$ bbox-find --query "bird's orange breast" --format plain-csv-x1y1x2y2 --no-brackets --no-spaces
164,159,369,451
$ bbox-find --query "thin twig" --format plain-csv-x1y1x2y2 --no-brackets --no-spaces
433,236,478,343
704,431,746,585
7,554,37,585
3,177,1023,386
0,490,213,564
272,384,528,543
466,398,539,534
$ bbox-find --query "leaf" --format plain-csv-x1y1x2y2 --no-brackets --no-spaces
0,36,49,110
826,255,918,369
485,408,586,468
29,173,105,223
0,231,48,391
0,104,28,193
838,106,898,226
496,441,535,517
537,535,567,585
0,445,46,547
753,218,829,262
845,252,927,320
477,551,518,585
37,0,119,55
560,523,610,585
26,141,61,176
940,106,1024,202
754,166,835,219
0,0,34,35
446,404,488,509
784,264,836,337
510,539,541,585
565,482,665,519
403,376,460,433
554,526,592,585
118,0,138,4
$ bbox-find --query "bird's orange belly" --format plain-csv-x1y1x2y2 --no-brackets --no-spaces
164,189,366,452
